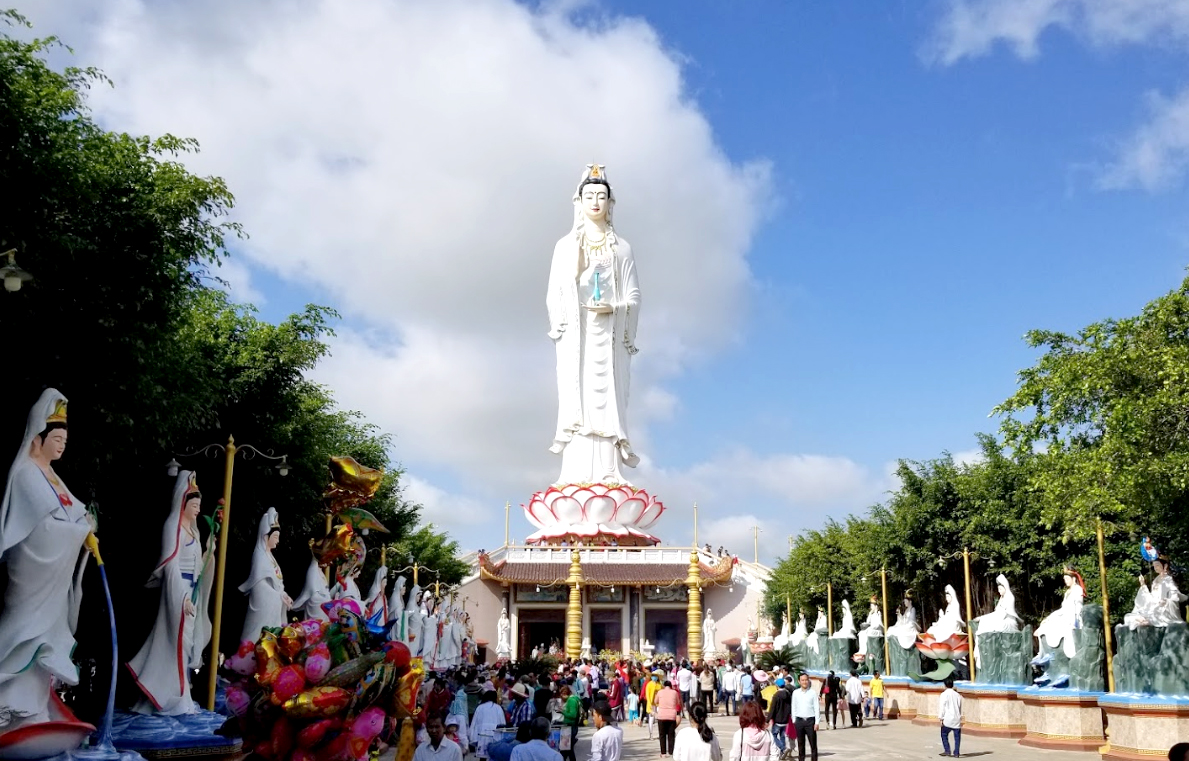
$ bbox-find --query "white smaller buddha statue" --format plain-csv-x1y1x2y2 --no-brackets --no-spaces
1124,556,1187,629
831,600,857,639
790,610,808,647
926,585,965,642
973,574,1022,666
858,597,884,656
887,594,921,649
1034,567,1085,659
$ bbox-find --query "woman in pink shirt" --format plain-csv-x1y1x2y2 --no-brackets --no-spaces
655,680,683,758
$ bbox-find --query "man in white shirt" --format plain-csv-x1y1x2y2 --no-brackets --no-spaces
512,718,563,761
791,673,819,761
937,677,963,758
590,701,622,761
720,665,737,715
844,670,864,728
414,716,463,761
676,662,694,714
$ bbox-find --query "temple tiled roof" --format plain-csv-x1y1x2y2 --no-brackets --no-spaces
477,551,736,586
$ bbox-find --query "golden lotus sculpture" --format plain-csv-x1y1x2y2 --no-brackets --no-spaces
323,455,383,513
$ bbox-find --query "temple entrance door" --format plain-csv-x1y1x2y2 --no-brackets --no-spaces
591,609,622,654
655,624,678,656
517,608,565,660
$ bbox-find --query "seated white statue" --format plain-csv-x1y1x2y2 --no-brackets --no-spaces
926,585,965,641
830,599,857,639
1034,567,1085,659
973,574,1021,667
887,595,921,649
813,607,828,633
975,574,1022,634
790,611,808,646
1123,557,1187,630
857,598,883,656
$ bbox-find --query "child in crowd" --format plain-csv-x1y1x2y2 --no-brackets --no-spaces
862,690,871,719
626,690,640,723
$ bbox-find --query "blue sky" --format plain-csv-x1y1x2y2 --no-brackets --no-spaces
25,0,1189,562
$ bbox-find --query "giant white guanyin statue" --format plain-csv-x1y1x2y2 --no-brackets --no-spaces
547,163,641,485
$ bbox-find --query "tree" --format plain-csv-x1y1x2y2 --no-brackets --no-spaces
995,274,1189,558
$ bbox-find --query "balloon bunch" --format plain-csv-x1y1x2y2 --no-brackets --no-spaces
222,600,424,761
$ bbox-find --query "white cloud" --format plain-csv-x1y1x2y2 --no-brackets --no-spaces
401,474,493,542
951,448,985,467
211,258,265,305
927,0,1189,65
1098,87,1189,191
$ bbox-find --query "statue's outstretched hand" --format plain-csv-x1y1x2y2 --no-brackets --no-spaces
184,598,196,617
583,303,613,314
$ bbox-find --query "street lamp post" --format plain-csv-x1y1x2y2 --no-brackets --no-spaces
166,434,289,710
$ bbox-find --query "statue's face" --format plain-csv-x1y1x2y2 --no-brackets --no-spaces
581,183,610,223
1153,560,1167,576
267,531,280,550
34,428,68,461
184,496,202,522
1063,573,1074,587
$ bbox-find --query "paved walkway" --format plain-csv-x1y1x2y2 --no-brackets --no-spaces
570,712,1103,761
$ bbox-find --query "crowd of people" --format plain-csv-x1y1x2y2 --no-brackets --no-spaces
395,656,920,761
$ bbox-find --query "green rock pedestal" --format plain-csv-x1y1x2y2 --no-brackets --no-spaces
973,624,1032,686
827,637,856,672
1035,604,1105,692
1113,621,1189,695
862,635,886,675
806,635,828,671
887,638,920,677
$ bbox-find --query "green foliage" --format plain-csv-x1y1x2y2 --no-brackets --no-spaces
755,645,805,673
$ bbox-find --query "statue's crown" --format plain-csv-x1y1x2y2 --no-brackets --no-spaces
46,399,67,425
185,471,200,499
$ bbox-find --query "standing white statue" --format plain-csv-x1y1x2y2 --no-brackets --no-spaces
1124,555,1187,629
292,547,332,622
831,600,856,639
857,597,884,656
973,574,1021,667
387,576,408,642
496,608,512,660
364,564,388,623
887,594,921,649
0,390,95,732
703,608,718,653
926,585,966,641
404,588,424,657
127,470,215,714
547,164,642,486
239,508,290,643
1034,567,1085,658
420,598,439,665
790,610,808,646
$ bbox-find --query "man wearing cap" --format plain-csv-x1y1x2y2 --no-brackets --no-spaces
768,677,792,759
508,682,536,727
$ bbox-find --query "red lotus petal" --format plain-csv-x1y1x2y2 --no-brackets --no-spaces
552,496,583,524
930,645,953,659
524,500,549,529
590,484,610,495
586,495,617,523
561,484,582,497
571,489,596,510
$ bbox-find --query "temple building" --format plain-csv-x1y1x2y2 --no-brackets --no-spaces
454,494,771,663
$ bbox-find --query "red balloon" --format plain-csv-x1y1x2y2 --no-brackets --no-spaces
271,664,308,705
384,641,411,668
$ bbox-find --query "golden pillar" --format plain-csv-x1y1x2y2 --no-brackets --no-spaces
687,550,704,664
962,548,975,682
1096,518,1115,692
566,550,583,660
206,435,236,711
